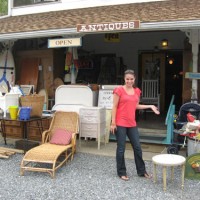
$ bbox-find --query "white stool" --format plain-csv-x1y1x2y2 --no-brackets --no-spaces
152,154,186,191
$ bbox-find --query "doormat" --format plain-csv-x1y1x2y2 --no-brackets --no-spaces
15,140,39,152
185,153,200,180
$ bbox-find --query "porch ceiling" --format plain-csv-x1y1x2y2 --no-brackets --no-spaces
0,0,200,37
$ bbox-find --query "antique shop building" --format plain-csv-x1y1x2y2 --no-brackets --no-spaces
0,0,200,111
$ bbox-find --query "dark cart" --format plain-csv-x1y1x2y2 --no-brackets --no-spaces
171,102,200,154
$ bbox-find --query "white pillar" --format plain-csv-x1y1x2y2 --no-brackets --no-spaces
185,29,200,99
191,30,199,94
8,0,13,16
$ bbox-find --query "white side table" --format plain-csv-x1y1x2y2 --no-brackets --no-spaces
79,107,106,150
152,154,186,191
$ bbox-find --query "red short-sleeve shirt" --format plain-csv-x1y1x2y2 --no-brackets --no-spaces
113,86,141,127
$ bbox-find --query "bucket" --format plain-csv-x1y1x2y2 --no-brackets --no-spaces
19,107,32,120
187,137,200,156
9,106,18,120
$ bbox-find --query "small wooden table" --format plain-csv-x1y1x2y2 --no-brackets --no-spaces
152,154,186,191
0,115,51,145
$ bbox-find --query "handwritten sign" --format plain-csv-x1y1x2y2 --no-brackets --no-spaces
98,89,113,109
104,33,120,42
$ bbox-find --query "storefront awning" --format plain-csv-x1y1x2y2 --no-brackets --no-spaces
0,0,200,41
1,20,200,41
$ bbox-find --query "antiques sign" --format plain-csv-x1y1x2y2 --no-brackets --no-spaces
48,38,82,48
77,20,140,33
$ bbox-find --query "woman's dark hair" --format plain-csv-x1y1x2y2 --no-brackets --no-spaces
124,69,135,76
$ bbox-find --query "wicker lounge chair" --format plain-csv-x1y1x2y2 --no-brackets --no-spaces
20,111,79,178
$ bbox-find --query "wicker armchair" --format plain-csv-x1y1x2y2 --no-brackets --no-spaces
20,111,79,178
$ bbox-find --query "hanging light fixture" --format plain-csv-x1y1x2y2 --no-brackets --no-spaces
161,39,168,47
168,58,174,65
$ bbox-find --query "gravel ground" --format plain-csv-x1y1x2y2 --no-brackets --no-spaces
0,150,199,200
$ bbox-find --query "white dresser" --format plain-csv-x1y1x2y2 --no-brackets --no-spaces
79,107,106,149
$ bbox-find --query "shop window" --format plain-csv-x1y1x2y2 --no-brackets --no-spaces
0,0,8,16
13,0,60,7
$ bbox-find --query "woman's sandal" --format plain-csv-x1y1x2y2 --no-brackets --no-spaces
139,173,152,179
119,175,129,181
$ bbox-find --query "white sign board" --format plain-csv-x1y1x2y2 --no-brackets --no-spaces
185,72,200,79
48,37,82,48
98,89,113,109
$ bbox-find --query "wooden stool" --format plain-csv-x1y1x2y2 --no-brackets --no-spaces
152,154,186,191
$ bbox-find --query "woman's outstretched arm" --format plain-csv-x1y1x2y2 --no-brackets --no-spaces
136,104,160,115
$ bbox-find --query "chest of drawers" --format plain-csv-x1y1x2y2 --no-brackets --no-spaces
79,107,106,149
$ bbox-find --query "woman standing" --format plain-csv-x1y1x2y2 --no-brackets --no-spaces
110,69,160,181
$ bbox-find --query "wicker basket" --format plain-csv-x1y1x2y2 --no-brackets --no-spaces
20,94,45,117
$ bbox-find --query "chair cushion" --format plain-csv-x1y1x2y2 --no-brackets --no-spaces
50,128,72,145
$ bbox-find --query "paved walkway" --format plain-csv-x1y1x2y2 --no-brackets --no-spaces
0,135,186,161
77,139,186,160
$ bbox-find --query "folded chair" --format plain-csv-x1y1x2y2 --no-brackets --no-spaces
20,111,79,178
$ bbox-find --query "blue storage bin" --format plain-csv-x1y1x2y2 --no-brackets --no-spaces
19,107,32,120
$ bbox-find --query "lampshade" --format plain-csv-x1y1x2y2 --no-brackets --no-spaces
161,39,168,47
168,58,174,65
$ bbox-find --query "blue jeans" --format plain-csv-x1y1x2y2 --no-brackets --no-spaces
115,126,146,177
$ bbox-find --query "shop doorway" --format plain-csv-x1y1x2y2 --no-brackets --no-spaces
138,52,165,112
138,51,183,112
165,51,183,111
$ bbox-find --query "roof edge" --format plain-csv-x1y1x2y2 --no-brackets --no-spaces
0,28,77,41
1,19,200,41
141,19,200,30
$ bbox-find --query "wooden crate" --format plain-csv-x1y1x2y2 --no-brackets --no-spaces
27,128,43,141
27,117,52,141
2,117,51,141
4,120,21,126
28,118,51,128
4,124,23,139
